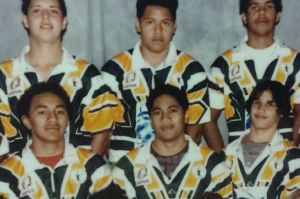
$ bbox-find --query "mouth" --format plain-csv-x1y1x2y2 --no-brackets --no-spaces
40,24,53,29
254,114,267,120
45,125,60,130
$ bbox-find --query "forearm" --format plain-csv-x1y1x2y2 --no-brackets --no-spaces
91,129,112,156
203,121,224,152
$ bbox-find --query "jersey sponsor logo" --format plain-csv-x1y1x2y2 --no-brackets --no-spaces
283,63,293,75
7,76,23,97
229,64,242,83
68,77,82,90
193,165,206,177
123,71,138,90
135,167,150,186
19,175,35,197
71,169,87,184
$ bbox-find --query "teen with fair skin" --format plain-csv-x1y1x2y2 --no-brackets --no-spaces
0,83,111,198
112,84,232,199
0,0,121,156
102,0,211,163
226,81,300,198
206,0,300,147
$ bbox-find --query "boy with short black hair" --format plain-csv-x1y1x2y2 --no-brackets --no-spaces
112,84,232,199
0,82,112,198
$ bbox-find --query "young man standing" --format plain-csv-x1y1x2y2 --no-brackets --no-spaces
0,82,111,198
226,81,300,198
112,84,232,199
0,0,122,155
206,0,300,146
102,0,212,163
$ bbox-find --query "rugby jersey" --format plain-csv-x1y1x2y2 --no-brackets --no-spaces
102,41,210,163
209,38,300,142
0,46,123,153
226,132,300,198
0,141,112,198
112,136,232,199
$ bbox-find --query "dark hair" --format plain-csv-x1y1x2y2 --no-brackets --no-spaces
136,0,178,21
239,0,282,14
21,0,67,16
245,80,291,116
146,84,188,114
197,192,223,199
17,82,73,120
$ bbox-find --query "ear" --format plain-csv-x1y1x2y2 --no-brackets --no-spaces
184,112,189,124
275,12,281,24
62,17,68,31
22,116,32,130
22,15,29,29
135,18,141,34
241,13,247,25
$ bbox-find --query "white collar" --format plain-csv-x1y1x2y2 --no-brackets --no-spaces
226,131,286,156
14,45,78,76
132,41,178,71
133,135,203,165
22,140,80,171
232,35,291,62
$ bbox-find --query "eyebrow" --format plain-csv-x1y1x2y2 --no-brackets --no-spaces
33,104,66,110
151,104,180,111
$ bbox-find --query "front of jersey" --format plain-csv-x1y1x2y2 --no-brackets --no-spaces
113,136,232,199
102,41,210,163
0,142,112,198
0,46,123,152
209,38,300,142
226,133,300,198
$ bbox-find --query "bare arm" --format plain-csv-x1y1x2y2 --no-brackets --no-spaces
293,104,300,146
187,124,203,144
203,108,224,152
91,129,112,156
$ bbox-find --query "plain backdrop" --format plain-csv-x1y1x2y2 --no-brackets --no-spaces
1,0,300,144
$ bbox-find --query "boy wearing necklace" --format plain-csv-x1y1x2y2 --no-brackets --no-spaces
226,80,300,198
0,82,112,198
112,84,232,199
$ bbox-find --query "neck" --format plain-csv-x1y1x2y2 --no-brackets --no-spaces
152,135,187,156
247,32,275,49
31,140,65,157
26,40,63,69
140,45,169,68
248,126,277,143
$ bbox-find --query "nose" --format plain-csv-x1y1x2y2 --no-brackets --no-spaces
42,10,49,19
154,22,162,34
258,6,266,15
161,111,171,121
47,111,58,121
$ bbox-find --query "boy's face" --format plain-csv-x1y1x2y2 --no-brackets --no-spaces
22,92,69,144
250,90,280,131
136,5,176,55
150,94,187,143
22,0,67,43
241,0,280,37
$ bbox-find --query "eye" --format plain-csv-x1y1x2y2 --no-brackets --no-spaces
50,9,60,15
31,8,40,14
151,110,161,116
249,4,259,12
37,110,47,115
56,108,67,115
266,3,275,9
162,21,171,26
170,108,178,113
144,19,153,25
